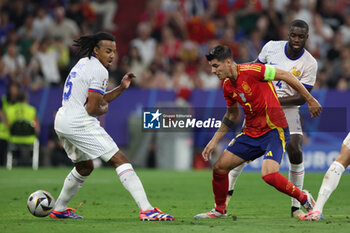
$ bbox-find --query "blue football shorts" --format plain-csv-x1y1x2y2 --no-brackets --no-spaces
226,127,290,164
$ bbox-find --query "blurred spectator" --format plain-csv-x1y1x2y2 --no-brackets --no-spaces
8,0,29,30
317,0,344,32
245,28,265,61
187,12,216,44
0,81,21,166
91,0,117,31
234,0,263,36
171,61,194,90
18,14,36,41
46,6,80,46
195,58,220,90
0,8,15,45
1,43,26,83
287,0,313,25
32,7,53,41
121,46,148,86
140,0,168,41
28,37,61,89
160,26,182,63
307,12,334,59
340,14,350,45
258,0,284,41
130,22,157,66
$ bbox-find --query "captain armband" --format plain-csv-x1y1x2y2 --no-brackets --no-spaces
222,117,234,129
264,64,276,81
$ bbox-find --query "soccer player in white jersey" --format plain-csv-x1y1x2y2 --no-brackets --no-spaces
299,132,350,221
50,32,174,221
224,20,318,218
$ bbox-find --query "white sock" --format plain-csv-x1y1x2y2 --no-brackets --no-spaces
289,163,304,209
54,167,87,212
228,163,245,192
116,163,153,211
313,161,345,213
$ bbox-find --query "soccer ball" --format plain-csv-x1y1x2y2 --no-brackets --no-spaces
27,190,55,217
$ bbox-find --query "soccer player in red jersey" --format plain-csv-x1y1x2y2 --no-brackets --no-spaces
194,45,322,218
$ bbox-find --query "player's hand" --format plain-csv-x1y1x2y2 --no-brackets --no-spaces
202,140,217,161
121,72,136,90
308,98,322,117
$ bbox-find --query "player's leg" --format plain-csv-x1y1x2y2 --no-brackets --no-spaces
287,134,305,217
194,150,246,218
50,136,91,219
284,108,305,217
300,135,350,221
108,151,175,221
226,163,246,206
261,127,314,212
261,159,314,212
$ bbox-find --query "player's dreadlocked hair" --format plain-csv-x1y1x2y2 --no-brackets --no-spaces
206,45,233,62
289,19,309,33
73,32,115,58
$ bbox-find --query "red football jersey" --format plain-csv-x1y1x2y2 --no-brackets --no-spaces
223,63,288,137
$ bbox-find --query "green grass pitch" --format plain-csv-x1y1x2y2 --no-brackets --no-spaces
0,168,349,233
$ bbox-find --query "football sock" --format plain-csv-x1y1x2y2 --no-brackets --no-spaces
228,163,245,194
262,172,306,203
313,161,345,213
54,167,87,212
212,170,228,214
116,163,153,211
289,163,304,209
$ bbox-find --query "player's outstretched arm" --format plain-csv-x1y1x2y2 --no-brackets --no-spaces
103,72,136,103
274,68,321,117
202,104,239,161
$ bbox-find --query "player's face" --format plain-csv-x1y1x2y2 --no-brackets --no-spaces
209,58,230,80
94,40,116,68
288,26,308,54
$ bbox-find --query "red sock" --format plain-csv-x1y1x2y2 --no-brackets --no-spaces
262,172,307,203
212,170,228,214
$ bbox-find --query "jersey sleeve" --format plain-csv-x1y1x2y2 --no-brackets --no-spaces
89,67,108,95
257,41,272,64
300,58,318,89
222,79,236,106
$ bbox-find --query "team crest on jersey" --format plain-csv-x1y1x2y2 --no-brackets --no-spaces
102,78,108,89
242,81,252,96
291,67,301,77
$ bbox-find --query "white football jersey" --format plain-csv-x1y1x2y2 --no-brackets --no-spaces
55,56,109,133
257,41,317,101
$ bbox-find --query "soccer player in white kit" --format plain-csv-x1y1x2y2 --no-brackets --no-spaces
224,20,318,218
49,32,175,221
300,132,350,221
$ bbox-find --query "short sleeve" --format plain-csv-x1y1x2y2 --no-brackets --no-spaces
300,59,318,89
257,41,272,64
89,66,108,95
223,79,236,107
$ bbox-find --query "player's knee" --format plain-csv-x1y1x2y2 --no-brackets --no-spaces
213,162,229,174
287,144,303,164
75,160,94,176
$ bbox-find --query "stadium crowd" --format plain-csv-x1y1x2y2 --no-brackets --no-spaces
0,0,350,166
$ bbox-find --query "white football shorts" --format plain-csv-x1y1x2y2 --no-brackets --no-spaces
55,123,119,163
343,132,350,149
282,107,302,135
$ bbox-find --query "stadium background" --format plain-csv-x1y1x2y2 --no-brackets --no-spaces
0,0,349,172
